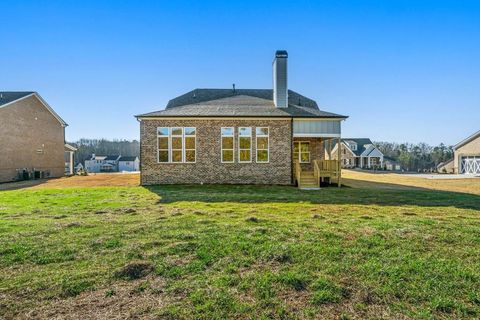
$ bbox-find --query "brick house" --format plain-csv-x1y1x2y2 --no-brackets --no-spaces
136,51,348,188
330,138,384,169
0,92,70,182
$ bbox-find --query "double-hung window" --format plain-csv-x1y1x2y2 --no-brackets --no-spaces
171,127,183,163
157,127,196,163
221,127,234,163
293,141,310,163
158,127,170,163
238,127,252,163
184,127,196,162
256,127,269,163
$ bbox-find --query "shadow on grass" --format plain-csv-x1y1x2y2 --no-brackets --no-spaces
145,183,480,210
0,179,49,191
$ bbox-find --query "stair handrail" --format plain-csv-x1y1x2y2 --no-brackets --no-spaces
294,160,302,186
313,160,320,187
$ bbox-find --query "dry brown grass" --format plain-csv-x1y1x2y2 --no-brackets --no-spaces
0,173,140,190
23,276,168,320
342,170,480,195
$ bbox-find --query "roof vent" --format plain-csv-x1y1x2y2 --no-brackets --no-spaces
232,83,236,95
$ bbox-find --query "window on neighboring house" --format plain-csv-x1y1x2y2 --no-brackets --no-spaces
157,127,196,163
238,127,252,162
256,127,269,163
350,143,357,151
293,141,310,163
221,127,234,163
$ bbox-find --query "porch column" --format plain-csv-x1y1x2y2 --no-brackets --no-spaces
69,151,74,175
328,139,332,160
337,137,341,187
368,157,371,168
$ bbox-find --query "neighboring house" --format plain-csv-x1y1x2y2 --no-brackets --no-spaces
0,91,69,183
84,154,138,173
135,50,348,189
453,130,480,174
118,156,140,172
384,156,402,171
84,154,121,173
330,138,384,169
437,159,454,174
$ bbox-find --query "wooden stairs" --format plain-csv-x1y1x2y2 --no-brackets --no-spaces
298,171,320,190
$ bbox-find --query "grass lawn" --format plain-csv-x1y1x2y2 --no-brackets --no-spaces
1,177,480,318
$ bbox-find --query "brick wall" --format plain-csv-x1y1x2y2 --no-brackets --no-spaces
0,96,65,183
292,137,327,171
140,118,292,185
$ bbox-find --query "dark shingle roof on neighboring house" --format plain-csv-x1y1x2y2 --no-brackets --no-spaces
136,89,347,119
105,155,121,161
119,156,138,162
334,138,376,157
0,92,35,107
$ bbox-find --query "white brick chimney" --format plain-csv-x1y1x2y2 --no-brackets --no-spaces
273,50,288,108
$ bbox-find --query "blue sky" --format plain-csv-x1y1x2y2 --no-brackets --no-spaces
1,0,479,145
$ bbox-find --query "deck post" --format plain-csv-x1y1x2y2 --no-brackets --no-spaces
337,137,342,187
329,138,333,184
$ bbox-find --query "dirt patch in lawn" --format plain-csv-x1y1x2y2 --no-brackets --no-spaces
342,170,480,195
0,173,140,190
23,276,168,320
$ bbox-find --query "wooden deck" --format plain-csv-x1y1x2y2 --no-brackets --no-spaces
294,160,341,189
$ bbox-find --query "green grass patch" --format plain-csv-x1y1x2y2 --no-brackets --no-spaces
0,185,479,318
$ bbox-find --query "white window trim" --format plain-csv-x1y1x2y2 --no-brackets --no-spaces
256,127,269,163
294,141,310,163
238,127,252,163
157,127,196,164
171,127,183,163
157,127,170,163
221,127,235,163
184,127,197,163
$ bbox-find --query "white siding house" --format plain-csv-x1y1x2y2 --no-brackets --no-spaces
84,154,121,173
118,156,140,172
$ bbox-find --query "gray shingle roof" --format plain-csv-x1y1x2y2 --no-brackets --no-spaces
0,92,35,107
335,138,374,157
136,89,347,119
119,156,138,162
105,155,120,161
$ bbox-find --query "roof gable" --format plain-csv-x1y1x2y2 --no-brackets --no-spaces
0,91,67,126
454,130,480,150
334,138,378,157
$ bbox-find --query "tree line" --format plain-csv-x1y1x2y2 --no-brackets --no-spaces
374,142,453,172
68,139,140,166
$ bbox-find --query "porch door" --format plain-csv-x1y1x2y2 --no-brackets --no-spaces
293,141,310,163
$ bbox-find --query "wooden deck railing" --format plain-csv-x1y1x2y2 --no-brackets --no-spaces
313,159,342,187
